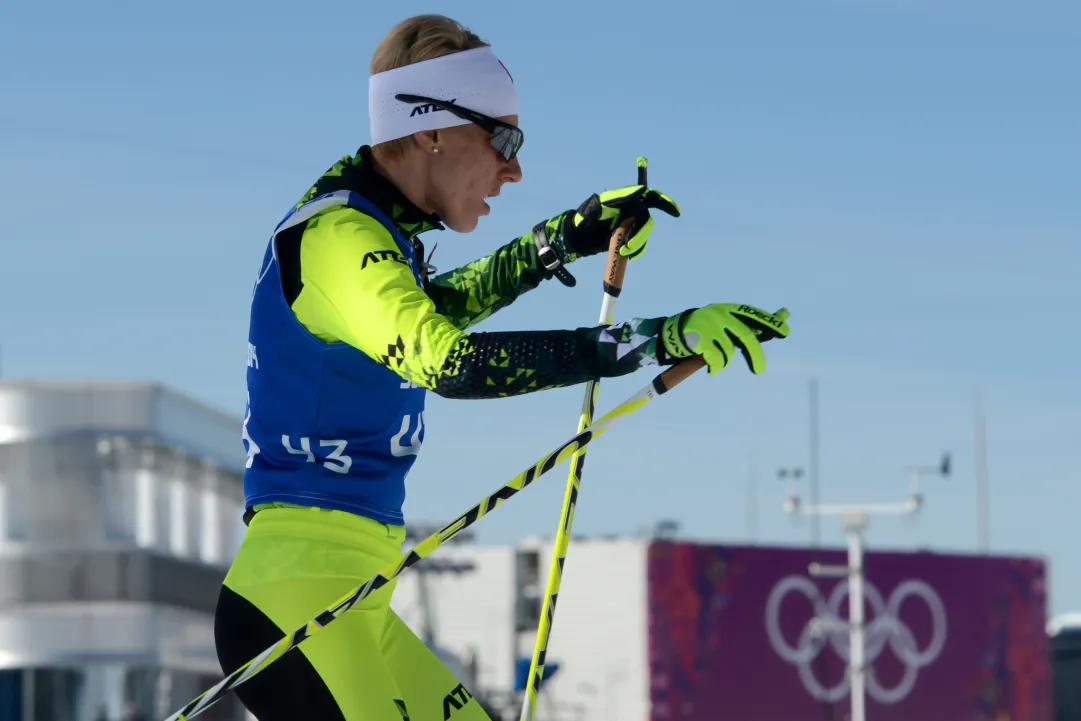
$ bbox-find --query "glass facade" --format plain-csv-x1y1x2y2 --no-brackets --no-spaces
1054,626,1081,721
0,434,246,559
0,666,249,721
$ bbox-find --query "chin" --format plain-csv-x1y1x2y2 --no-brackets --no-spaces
443,217,477,233
445,211,482,233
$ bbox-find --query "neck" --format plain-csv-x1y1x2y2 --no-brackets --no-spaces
370,146,434,216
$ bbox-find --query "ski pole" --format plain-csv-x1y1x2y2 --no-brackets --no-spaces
519,156,648,721
163,354,707,721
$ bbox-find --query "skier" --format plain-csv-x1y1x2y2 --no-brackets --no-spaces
214,13,791,721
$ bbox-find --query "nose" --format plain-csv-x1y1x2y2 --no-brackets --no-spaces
502,156,523,183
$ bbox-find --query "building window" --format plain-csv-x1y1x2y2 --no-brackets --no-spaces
200,488,221,565
169,477,188,557
0,476,8,542
102,465,136,544
0,443,27,542
29,668,83,721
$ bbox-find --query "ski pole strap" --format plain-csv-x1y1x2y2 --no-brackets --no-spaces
532,221,577,287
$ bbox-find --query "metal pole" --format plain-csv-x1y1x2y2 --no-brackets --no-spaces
809,378,821,547
808,377,828,721
786,454,948,721
418,565,436,647
748,453,758,542
845,512,868,721
974,389,990,553
22,668,33,721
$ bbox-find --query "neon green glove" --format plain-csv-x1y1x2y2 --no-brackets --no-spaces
661,304,791,374
532,185,681,284
568,184,681,260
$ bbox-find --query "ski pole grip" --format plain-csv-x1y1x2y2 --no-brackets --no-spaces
602,219,634,297
652,355,707,394
602,156,648,298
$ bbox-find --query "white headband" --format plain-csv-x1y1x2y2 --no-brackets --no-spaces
368,46,518,146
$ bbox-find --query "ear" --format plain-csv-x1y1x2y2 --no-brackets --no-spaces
411,129,440,154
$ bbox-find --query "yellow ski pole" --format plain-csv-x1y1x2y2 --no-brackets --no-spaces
519,156,649,721
163,350,706,721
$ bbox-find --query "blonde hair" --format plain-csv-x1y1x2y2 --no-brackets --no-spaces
370,15,489,160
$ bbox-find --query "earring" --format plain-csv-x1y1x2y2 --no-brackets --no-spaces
432,147,440,154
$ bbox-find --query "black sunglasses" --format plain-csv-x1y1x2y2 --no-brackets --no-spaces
395,93,524,162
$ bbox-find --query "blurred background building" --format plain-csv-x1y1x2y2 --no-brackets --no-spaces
1,379,1077,721
393,529,1071,721
0,380,250,721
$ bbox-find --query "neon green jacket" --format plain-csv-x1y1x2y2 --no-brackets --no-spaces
277,146,671,399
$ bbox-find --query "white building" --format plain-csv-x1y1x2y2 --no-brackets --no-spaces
0,380,250,721
392,535,651,721
390,533,1059,721
0,378,1067,721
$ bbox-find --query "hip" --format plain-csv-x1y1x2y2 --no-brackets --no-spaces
224,504,407,612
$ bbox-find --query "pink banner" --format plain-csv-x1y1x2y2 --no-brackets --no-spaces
647,542,1052,721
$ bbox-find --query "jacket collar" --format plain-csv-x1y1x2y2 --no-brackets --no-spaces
296,145,444,240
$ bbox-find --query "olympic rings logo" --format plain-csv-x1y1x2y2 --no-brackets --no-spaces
764,575,947,704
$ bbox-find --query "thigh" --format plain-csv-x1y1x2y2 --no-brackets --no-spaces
215,583,348,721
217,579,413,721
380,610,493,721
216,506,415,720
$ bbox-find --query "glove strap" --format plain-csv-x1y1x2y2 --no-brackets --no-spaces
661,310,696,360
532,221,577,287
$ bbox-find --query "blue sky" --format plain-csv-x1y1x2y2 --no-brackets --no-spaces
1,0,1078,616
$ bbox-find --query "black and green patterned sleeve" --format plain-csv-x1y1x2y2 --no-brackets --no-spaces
439,316,671,398
425,218,578,330
293,209,671,400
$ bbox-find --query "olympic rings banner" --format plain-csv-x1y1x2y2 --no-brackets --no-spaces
646,542,1052,721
